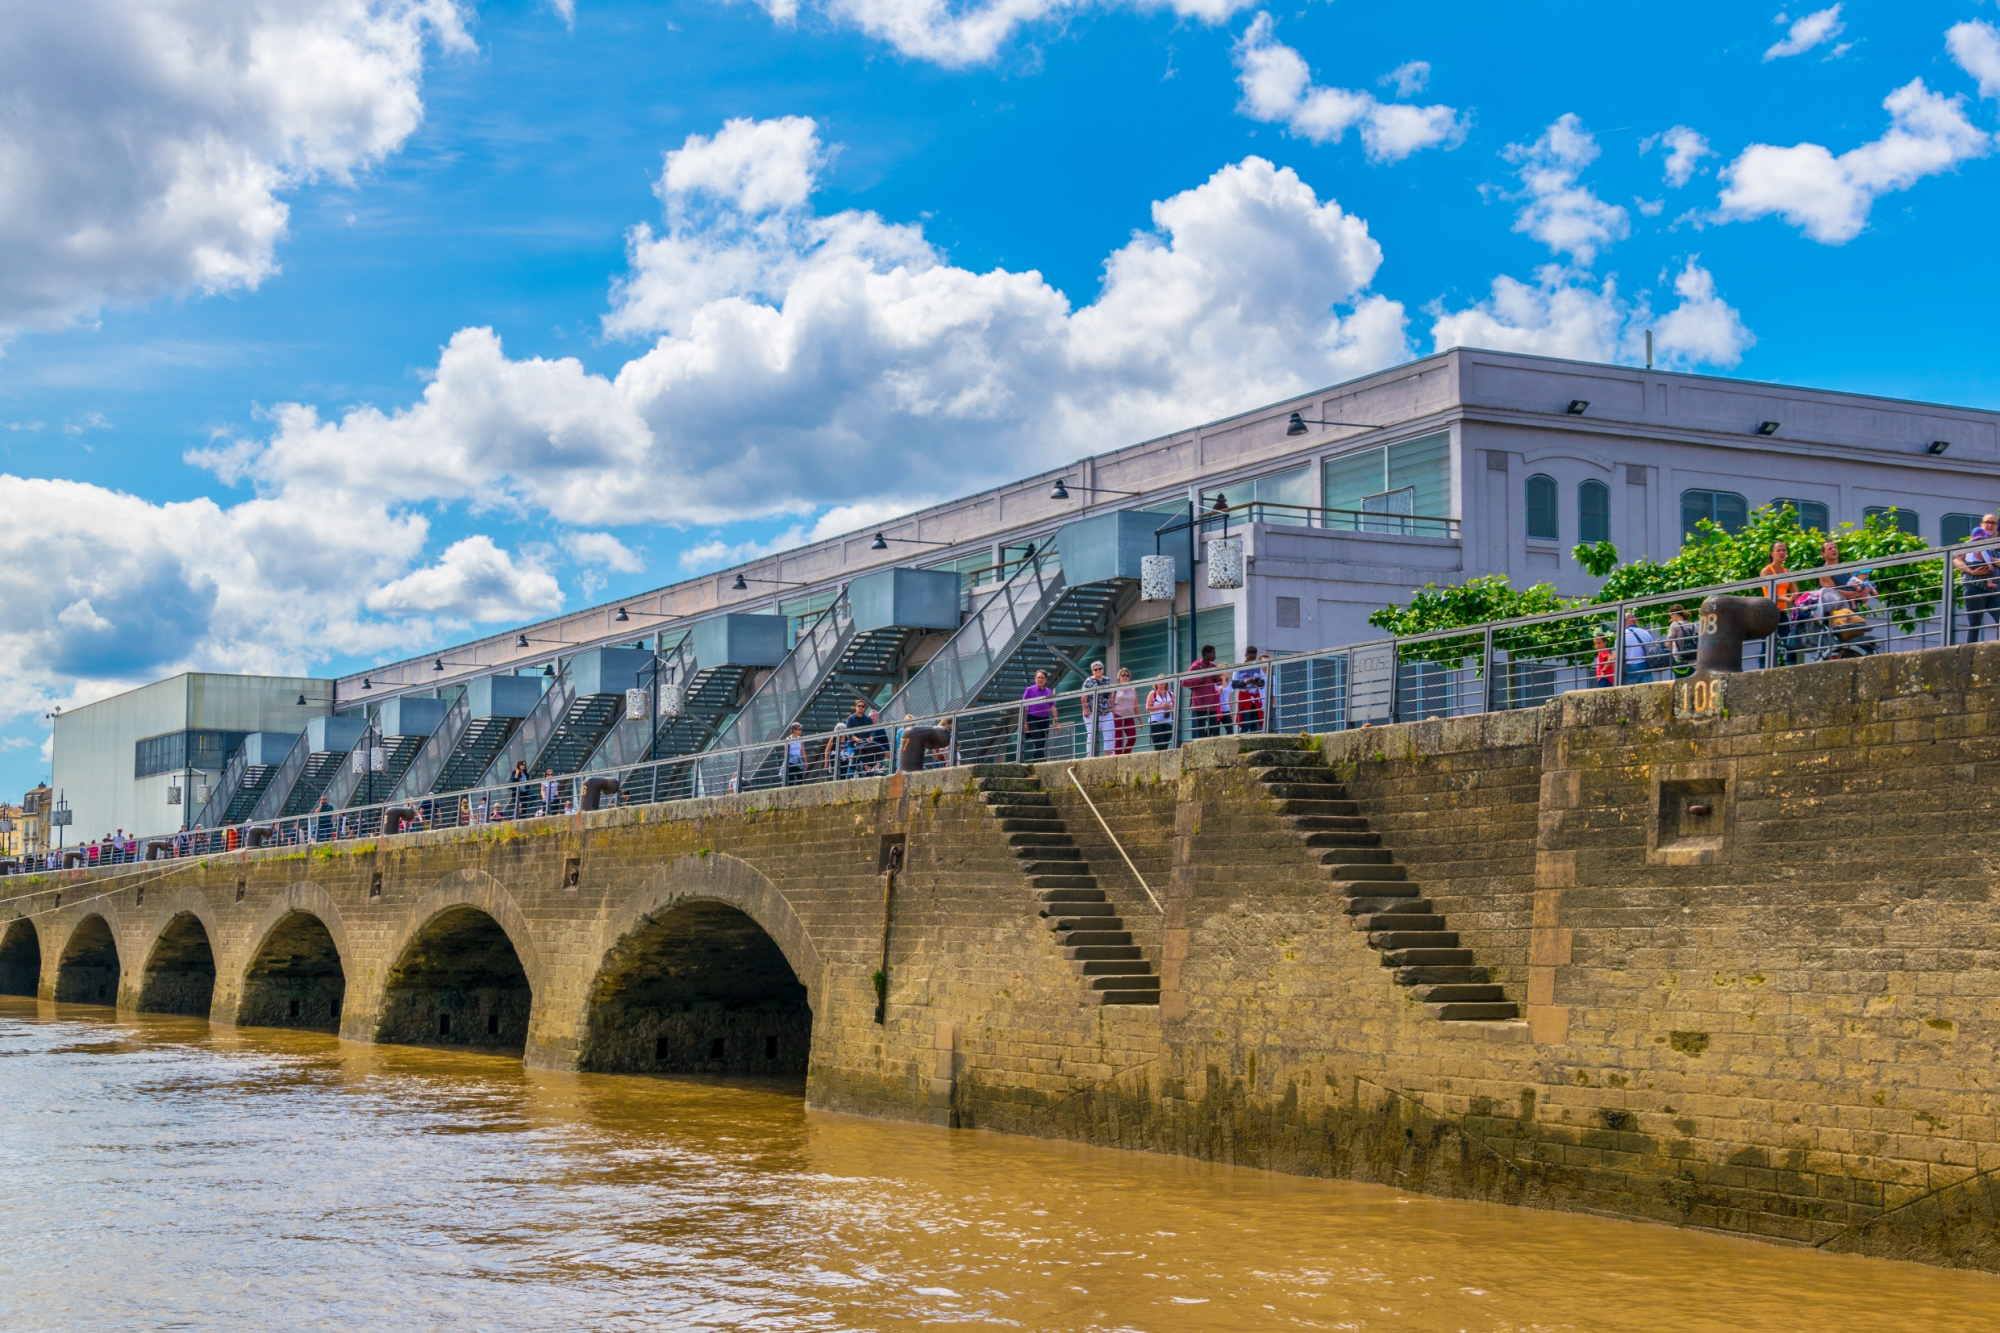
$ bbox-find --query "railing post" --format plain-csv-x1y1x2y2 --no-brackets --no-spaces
1483,624,1496,713
1944,555,1958,648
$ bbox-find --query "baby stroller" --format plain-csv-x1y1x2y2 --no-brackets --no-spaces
1789,588,1877,662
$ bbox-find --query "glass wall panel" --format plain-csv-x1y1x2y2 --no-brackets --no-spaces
1386,433,1451,518
1578,479,1610,544
1526,474,1559,541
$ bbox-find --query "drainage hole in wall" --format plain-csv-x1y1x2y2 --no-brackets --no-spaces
330,998,341,1020
655,1037,668,1061
710,1037,725,1061
766,1035,778,1060
288,999,300,1018
438,1013,451,1036
487,1013,499,1035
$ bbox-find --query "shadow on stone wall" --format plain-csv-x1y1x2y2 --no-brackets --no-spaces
376,905,533,1054
138,912,217,1018
579,899,810,1078
238,911,346,1033
0,918,39,996
55,915,119,1005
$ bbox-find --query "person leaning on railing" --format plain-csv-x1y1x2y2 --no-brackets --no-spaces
1186,645,1224,737
1145,679,1175,751
1954,515,2000,643
1021,669,1054,761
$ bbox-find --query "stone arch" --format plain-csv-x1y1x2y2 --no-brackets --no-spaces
0,917,41,996
138,910,219,1017
576,853,822,1076
55,914,121,1005
235,883,352,1034
374,871,541,1054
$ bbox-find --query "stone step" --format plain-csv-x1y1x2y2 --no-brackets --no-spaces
1007,831,1074,847
1242,745,1315,763
1316,847,1393,866
1076,959,1154,976
1288,814,1373,832
969,763,1035,778
1352,913,1446,933
1342,893,1428,914
998,818,1068,834
1274,798,1362,817
1028,874,1100,890
1086,974,1160,992
1040,901,1117,920
1037,887,1107,903
1237,737,1311,753
984,792,1053,808
1301,830,1382,848
976,777,1044,793
1329,877,1421,898
1380,947,1475,967
1368,930,1460,950
1429,1001,1522,1022
1062,929,1135,947
1390,964,1493,986
1409,983,1508,1003
1264,782,1353,801
1022,859,1089,877
1095,990,1162,1006
1050,917,1126,933
1065,944,1142,961
1320,863,1407,882
1016,844,1082,861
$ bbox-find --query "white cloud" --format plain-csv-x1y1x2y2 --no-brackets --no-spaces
677,500,922,573
563,531,646,573
779,0,1252,69
0,0,470,338
1430,258,1751,370
1764,6,1845,61
1715,78,1989,243
1504,114,1629,265
1644,126,1714,188
364,535,562,622
1948,20,2000,100
1380,61,1429,98
213,116,1407,532
1233,15,1465,163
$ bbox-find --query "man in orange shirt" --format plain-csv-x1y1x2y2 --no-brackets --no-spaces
1762,540,1798,664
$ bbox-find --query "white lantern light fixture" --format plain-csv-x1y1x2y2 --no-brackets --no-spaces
661,680,688,719
1140,554,1176,602
1206,537,1245,589
625,687,651,720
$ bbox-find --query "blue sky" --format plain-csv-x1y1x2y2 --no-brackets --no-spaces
1,0,1998,794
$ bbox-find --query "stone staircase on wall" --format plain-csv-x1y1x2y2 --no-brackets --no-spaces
1242,738,1519,1022
972,765,1160,1007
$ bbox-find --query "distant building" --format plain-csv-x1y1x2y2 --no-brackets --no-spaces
0,802,23,858
21,784,51,861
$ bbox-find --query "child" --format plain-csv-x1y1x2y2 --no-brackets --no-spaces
1593,633,1613,687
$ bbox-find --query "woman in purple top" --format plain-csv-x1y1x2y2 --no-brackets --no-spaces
1021,668,1055,761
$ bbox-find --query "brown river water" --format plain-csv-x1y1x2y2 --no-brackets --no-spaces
1,997,1992,1332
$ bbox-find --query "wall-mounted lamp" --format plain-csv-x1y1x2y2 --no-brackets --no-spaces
615,607,630,621
1049,478,1143,501
1927,440,1951,456
1287,411,1388,437
296,695,308,706
1566,400,1590,416
433,659,445,672
1755,421,1781,436
361,678,373,691
732,572,809,591
871,532,953,551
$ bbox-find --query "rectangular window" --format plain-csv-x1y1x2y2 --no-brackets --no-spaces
1943,513,1981,545
923,550,997,593
777,590,838,648
1205,465,1312,527
1323,432,1451,528
1863,505,1920,536
135,729,248,780
1681,489,1749,538
1772,497,1831,532
1323,447,1386,516
1117,607,1235,683
1386,433,1451,519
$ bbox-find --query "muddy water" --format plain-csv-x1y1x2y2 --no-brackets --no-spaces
1,998,1992,1332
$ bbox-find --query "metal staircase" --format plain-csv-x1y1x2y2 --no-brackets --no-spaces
247,733,355,822
391,694,473,801
192,747,251,830
434,716,521,793
321,731,429,810
590,639,753,771
278,750,351,816
709,592,858,754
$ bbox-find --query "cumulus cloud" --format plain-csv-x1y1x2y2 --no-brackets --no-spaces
1644,126,1714,188
1948,20,2000,100
365,535,563,622
1715,78,1989,243
214,116,1407,533
1764,6,1846,62
563,532,647,573
677,501,921,573
1233,15,1465,163
1504,114,1629,265
1380,61,1429,98
765,0,1251,68
0,0,469,338
1430,259,1752,370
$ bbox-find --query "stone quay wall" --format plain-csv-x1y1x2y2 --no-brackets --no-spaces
5,642,2000,1271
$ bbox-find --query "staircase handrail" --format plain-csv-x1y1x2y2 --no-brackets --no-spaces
708,589,856,751
192,744,250,831
479,665,577,788
390,692,470,801
884,545,1066,720
589,642,691,770
247,732,314,824
319,725,376,810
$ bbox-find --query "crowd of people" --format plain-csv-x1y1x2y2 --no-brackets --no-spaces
1021,644,1275,759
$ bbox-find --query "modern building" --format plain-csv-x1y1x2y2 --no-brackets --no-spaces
54,349,2000,836
52,674,334,841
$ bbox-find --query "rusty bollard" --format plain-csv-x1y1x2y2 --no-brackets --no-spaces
1681,594,1782,714
898,725,953,773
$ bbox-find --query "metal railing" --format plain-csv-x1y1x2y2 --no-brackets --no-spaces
390,691,470,802
1195,500,1459,540
709,589,855,751
32,536,1990,870
590,638,693,770
191,746,249,831
479,662,575,788
246,733,313,824
884,544,1065,721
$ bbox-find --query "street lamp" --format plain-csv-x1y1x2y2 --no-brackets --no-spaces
1286,411,1389,436
731,572,810,591
871,532,953,551
1049,478,1144,502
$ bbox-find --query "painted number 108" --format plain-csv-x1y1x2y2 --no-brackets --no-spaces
1688,679,1719,712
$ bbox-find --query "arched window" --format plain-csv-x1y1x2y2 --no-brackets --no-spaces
1525,474,1559,542
1578,479,1610,544
1681,489,1748,538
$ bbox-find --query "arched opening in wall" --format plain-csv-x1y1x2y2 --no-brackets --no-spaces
375,906,532,1055
138,912,217,1018
238,912,346,1033
0,919,41,996
54,916,120,1005
579,900,811,1079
